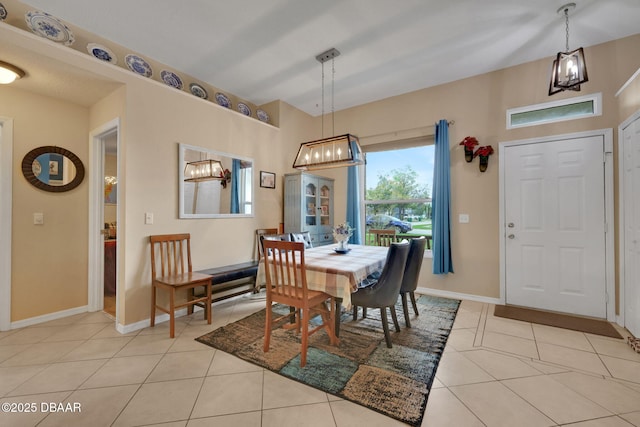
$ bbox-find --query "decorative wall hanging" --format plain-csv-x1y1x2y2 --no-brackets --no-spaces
474,145,494,172
260,171,276,189
459,136,478,163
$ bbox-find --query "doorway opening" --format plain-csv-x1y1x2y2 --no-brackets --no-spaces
88,119,120,321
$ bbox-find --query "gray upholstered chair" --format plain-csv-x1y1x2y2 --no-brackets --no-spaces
290,231,313,248
255,228,278,261
260,233,292,258
351,241,410,347
399,237,427,328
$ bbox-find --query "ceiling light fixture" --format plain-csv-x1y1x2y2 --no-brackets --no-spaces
548,3,588,96
0,60,25,84
293,48,363,171
183,159,225,182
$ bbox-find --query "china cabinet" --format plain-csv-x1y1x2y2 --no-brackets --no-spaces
284,172,334,246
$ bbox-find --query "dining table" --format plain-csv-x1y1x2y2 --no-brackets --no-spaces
256,243,389,336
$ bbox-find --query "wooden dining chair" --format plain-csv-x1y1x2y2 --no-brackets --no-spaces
351,241,410,347
399,237,427,328
149,233,212,338
262,240,338,367
371,228,397,247
255,228,278,261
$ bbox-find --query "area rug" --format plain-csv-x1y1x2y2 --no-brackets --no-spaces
196,295,460,426
494,305,623,339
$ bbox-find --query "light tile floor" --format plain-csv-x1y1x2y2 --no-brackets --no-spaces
1,294,639,427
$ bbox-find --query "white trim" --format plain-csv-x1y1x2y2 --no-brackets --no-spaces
499,128,615,321
506,92,602,129
88,119,120,318
10,305,88,330
0,117,13,331
615,67,640,98
617,109,640,330
115,307,206,335
416,287,501,305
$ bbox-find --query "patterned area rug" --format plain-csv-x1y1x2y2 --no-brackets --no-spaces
196,295,460,426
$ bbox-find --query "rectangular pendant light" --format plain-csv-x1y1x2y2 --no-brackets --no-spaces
293,134,363,171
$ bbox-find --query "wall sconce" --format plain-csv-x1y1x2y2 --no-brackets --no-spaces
549,3,588,95
183,159,224,182
0,60,25,84
458,136,479,163
473,146,494,172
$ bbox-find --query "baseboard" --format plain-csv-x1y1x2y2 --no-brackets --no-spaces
116,307,193,335
416,287,501,305
10,305,88,329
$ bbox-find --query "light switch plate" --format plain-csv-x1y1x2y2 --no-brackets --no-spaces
459,214,469,223
145,212,154,224
33,212,44,225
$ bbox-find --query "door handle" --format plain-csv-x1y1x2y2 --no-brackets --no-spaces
507,222,514,228
508,234,515,239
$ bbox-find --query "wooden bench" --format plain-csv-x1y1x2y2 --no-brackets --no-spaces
189,261,259,315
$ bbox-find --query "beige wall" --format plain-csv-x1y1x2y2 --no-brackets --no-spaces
2,86,90,321
321,33,640,300
4,22,640,327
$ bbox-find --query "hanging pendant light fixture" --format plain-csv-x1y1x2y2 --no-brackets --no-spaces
548,3,588,96
293,48,363,171
183,159,225,182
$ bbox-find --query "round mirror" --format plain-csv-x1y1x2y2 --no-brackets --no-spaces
21,146,85,192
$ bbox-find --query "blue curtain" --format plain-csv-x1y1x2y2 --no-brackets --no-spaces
346,139,362,244
230,159,241,214
432,119,454,274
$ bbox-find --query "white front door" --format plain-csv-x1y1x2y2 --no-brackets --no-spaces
622,117,640,336
503,134,608,318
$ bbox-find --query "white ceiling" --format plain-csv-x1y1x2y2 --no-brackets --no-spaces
16,0,640,115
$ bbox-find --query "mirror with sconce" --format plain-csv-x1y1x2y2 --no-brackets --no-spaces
178,143,254,218
21,146,85,192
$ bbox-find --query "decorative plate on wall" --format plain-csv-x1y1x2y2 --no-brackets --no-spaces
25,10,75,46
125,54,153,78
160,70,183,90
237,102,251,116
256,109,270,123
215,92,231,108
86,43,117,64
189,83,208,99
0,3,7,21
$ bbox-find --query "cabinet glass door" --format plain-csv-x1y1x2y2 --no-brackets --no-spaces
305,182,317,226
319,184,331,226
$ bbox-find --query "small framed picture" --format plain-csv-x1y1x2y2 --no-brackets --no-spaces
260,171,276,189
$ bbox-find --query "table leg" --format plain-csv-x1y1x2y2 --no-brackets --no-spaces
334,298,343,338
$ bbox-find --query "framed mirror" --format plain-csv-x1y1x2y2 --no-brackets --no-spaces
21,146,85,192
178,143,254,218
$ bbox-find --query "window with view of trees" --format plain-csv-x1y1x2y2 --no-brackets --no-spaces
364,145,434,246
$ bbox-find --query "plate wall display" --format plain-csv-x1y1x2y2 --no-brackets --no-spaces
124,54,153,78
189,83,208,99
256,109,270,123
237,102,251,116
215,92,231,108
86,43,117,64
0,3,7,21
25,10,75,46
160,70,183,90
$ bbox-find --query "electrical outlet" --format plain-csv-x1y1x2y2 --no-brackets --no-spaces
459,214,470,223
